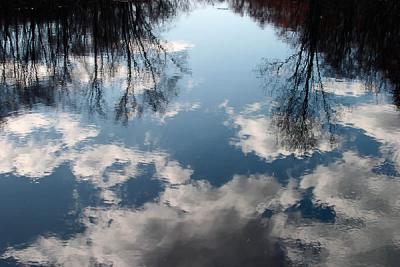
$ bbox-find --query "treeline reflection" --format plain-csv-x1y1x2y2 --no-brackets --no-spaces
0,0,190,122
229,0,400,92
227,0,400,152
1,0,399,129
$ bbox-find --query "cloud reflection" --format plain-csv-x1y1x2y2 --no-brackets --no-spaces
0,112,192,204
323,79,371,97
275,152,400,266
2,118,400,266
4,148,400,266
221,100,334,161
341,103,400,169
152,102,201,123
2,175,289,267
0,112,98,177
73,144,193,203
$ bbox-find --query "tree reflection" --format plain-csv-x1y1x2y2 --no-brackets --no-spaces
0,0,191,123
229,0,400,153
262,0,335,153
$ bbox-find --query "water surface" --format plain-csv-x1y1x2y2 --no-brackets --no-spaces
1,0,400,266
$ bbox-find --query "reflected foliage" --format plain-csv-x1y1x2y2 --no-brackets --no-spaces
229,0,400,152
258,0,335,153
0,0,190,123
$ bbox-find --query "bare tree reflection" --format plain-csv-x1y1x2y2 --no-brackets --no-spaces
257,0,336,153
0,0,191,123
229,0,400,153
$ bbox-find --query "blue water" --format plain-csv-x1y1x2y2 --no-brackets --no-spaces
1,1,400,266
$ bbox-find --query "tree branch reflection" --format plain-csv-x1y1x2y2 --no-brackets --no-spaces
230,0,400,153
0,0,191,123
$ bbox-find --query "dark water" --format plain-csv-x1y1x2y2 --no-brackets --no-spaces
1,0,400,266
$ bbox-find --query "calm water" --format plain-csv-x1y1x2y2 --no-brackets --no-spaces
1,0,400,266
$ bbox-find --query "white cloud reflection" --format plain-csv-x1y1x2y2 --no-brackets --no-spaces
0,112,98,177
275,152,400,266
0,112,192,202
221,100,334,161
2,174,289,267
220,100,290,161
2,102,400,266
72,144,193,203
2,113,53,136
341,103,400,169
323,78,369,97
153,102,201,123
4,149,400,266
163,40,194,53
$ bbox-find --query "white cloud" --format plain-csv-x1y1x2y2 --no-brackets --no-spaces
72,144,193,200
3,113,53,136
222,101,334,161
55,114,99,147
273,152,400,266
2,174,289,267
0,139,15,174
0,112,98,178
232,114,289,160
340,103,400,169
322,78,369,97
163,40,194,53
11,142,70,178
3,149,400,266
0,111,192,197
155,159,193,184
153,102,201,123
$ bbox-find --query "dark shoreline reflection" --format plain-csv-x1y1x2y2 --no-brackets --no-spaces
2,0,399,126
0,0,191,123
227,0,400,153
1,1,400,267
229,0,400,95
